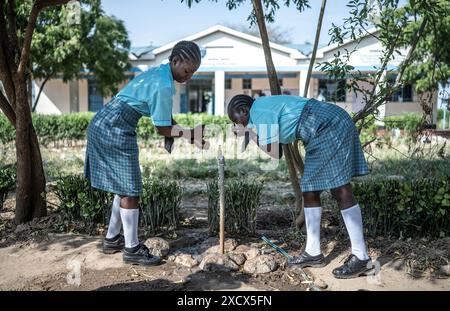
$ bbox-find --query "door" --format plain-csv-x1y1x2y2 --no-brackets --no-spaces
88,79,103,112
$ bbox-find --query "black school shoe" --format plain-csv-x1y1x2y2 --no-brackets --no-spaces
123,244,162,266
103,234,125,254
332,254,373,279
288,251,326,268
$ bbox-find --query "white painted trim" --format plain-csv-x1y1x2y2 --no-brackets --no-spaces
152,25,307,59
315,28,380,58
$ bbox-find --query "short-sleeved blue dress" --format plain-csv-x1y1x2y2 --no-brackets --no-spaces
84,63,175,196
249,96,369,192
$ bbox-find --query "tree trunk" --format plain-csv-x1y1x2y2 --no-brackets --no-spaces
294,0,327,229
251,0,305,228
14,77,46,224
32,74,50,112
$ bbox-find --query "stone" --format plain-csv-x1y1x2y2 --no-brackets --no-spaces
227,253,246,266
174,254,199,268
144,237,170,258
314,278,328,289
198,237,237,254
234,245,261,260
243,255,278,274
199,254,239,272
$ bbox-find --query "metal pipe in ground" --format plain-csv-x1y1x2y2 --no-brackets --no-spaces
218,146,225,254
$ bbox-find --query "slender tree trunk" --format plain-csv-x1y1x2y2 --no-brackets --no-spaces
13,76,46,224
303,0,326,97
32,74,50,112
294,0,327,229
1,0,71,224
251,0,305,227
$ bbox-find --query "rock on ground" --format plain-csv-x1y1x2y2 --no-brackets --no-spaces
144,237,170,257
244,255,278,274
199,254,239,272
174,254,199,268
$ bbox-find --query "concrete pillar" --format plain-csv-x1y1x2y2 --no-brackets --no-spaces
214,70,225,116
298,70,311,98
69,79,79,112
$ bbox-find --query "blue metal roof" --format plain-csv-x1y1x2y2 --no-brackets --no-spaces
130,45,158,58
287,43,327,56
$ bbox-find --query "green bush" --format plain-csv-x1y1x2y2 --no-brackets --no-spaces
355,115,378,146
0,114,15,144
54,174,182,233
384,113,423,133
139,178,182,234
207,179,263,235
0,112,232,145
353,177,450,238
54,174,111,223
0,165,16,209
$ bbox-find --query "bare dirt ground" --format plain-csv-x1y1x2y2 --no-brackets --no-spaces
1,180,449,291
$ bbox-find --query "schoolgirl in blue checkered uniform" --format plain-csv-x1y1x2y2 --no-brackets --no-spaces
228,94,373,279
85,41,206,266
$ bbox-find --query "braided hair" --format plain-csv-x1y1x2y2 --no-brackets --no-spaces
169,41,201,65
227,94,254,122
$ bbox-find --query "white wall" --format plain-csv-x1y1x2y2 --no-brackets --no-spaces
151,31,297,70
34,79,70,115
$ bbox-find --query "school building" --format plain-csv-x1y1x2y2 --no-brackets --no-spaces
33,24,439,124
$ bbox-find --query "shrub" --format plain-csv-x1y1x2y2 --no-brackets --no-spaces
384,113,423,133
353,177,450,238
54,174,182,233
0,112,232,145
207,179,263,235
0,113,15,144
54,174,111,223
0,165,16,209
139,178,182,234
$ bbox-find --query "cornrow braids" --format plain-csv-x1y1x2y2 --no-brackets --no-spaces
227,94,254,120
169,41,201,65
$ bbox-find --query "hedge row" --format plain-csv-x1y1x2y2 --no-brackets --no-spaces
353,177,450,238
54,175,182,233
0,112,231,145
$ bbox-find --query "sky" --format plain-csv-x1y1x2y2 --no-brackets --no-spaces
101,0,352,47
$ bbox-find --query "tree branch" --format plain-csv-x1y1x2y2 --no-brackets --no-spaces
17,2,41,78
303,0,326,97
32,74,51,112
0,0,17,107
0,90,16,126
252,0,281,95
17,0,71,78
7,0,19,54
394,16,428,86
353,18,427,124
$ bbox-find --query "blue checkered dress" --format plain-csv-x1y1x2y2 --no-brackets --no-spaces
296,99,369,192
84,97,143,197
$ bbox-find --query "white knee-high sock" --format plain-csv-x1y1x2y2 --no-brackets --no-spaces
106,195,122,239
341,204,369,260
120,207,140,249
304,207,323,256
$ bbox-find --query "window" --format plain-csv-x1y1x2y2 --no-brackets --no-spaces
389,81,413,102
387,75,413,102
242,78,252,90
88,79,104,112
318,79,346,102
225,78,232,90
